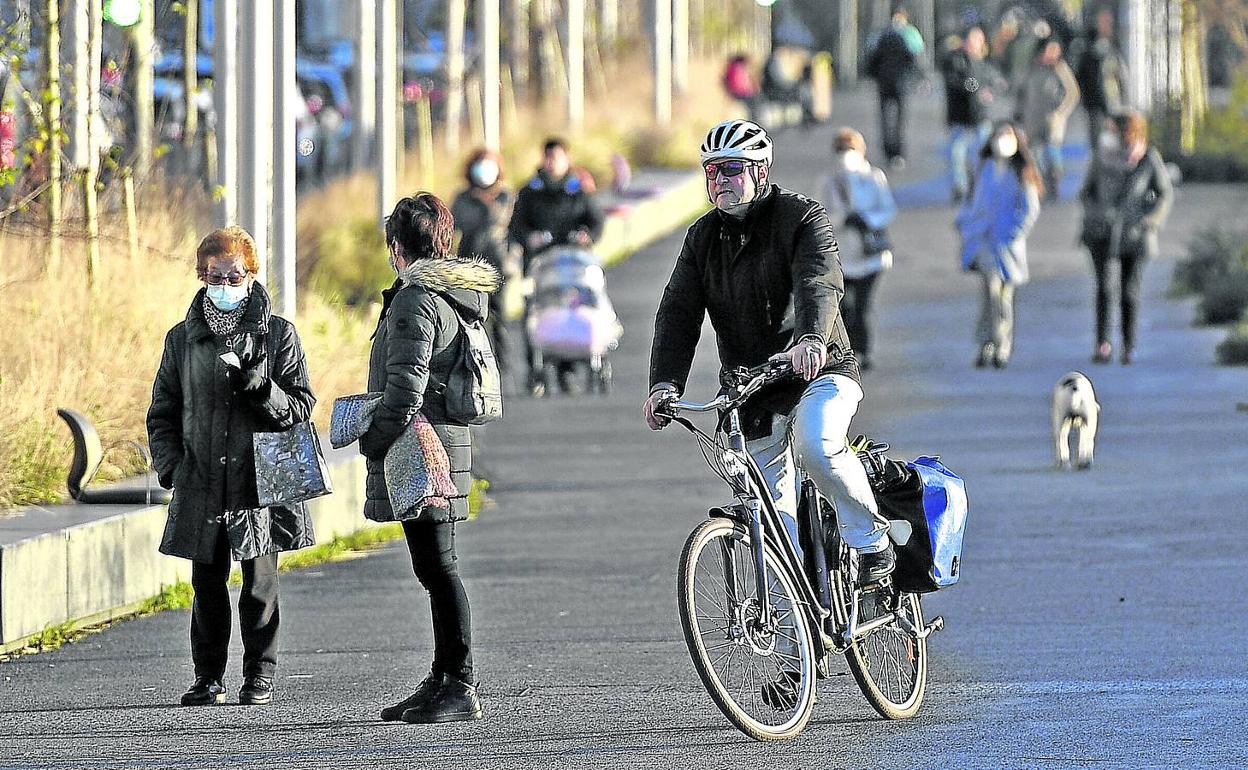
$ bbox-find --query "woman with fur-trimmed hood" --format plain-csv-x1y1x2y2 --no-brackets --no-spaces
361,192,501,725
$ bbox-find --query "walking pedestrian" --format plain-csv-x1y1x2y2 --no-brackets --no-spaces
1074,8,1128,165
722,53,761,122
508,137,605,394
1078,110,1173,365
821,128,898,371
452,148,516,383
1014,37,1080,198
146,225,317,707
942,26,1001,202
864,8,923,167
365,193,501,724
956,121,1042,369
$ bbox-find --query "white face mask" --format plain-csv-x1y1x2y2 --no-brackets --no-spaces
469,159,500,188
206,282,249,311
838,149,866,172
1099,131,1120,152
994,135,1018,158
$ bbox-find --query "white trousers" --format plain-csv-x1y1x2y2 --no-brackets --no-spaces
745,374,890,557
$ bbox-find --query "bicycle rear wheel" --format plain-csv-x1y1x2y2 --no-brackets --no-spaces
677,518,817,741
839,572,928,719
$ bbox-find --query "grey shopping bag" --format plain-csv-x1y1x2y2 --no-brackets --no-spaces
329,392,383,449
253,421,333,507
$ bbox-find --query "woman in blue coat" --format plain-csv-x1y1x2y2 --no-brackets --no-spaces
956,121,1043,368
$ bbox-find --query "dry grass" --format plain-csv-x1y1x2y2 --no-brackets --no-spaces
0,186,370,510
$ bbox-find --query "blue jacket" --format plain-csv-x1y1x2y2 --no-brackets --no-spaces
956,159,1040,284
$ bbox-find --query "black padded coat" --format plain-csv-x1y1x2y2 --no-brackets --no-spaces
359,257,502,523
146,283,316,563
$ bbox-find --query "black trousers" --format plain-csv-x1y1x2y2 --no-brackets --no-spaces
842,273,881,362
878,88,907,161
403,520,474,684
487,292,510,378
190,528,280,680
1091,245,1147,350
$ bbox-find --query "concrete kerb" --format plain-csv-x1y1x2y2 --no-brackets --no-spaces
0,174,705,655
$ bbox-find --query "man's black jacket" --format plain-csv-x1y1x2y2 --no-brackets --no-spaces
507,169,605,271
649,185,859,439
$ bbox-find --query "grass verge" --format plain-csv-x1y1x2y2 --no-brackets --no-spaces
2,477,494,659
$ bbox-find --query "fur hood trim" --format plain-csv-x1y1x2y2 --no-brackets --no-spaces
398,256,502,294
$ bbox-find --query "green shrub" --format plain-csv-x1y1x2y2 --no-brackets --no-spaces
1172,227,1248,297
1198,267,1248,325
1216,322,1248,365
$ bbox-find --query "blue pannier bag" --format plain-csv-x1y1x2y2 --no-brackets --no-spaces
865,454,968,593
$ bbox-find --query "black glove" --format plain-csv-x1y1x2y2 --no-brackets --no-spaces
157,460,180,490
227,346,270,399
358,428,388,461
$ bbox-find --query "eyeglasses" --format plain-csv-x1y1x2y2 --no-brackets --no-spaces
202,271,248,286
703,160,751,179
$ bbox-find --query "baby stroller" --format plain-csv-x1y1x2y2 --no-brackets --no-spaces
525,247,623,396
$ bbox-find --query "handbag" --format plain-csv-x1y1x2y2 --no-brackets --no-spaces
330,392,383,449
252,421,333,507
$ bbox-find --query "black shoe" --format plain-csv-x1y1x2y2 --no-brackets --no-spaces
858,546,896,586
400,673,483,724
760,670,801,711
180,676,227,707
380,673,441,721
1120,346,1133,365
238,675,274,705
992,353,1008,369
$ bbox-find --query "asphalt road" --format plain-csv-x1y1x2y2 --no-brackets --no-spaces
2,90,1247,770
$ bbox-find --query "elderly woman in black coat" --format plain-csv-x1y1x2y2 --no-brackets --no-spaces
147,226,316,708
363,193,500,725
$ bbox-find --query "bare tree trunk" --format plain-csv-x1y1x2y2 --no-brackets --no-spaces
673,0,689,94
131,0,154,178
507,0,530,97
352,0,376,169
480,0,502,149
445,0,466,153
182,0,198,163
1180,0,1207,152
652,0,671,125
85,0,101,284
566,0,585,128
213,0,238,225
46,0,61,272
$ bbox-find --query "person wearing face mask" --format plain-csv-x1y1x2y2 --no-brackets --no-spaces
956,121,1043,368
821,128,898,372
147,226,317,708
452,148,516,382
646,119,894,595
1078,110,1173,364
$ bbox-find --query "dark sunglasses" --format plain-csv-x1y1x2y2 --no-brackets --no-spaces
201,271,248,286
703,160,751,179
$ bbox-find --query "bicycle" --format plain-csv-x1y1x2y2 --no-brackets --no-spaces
656,360,945,741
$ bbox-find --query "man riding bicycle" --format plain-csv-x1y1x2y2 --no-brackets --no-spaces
644,119,895,586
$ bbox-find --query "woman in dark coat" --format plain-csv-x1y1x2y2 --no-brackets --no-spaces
362,193,501,724
451,148,515,382
1079,109,1173,364
147,225,316,707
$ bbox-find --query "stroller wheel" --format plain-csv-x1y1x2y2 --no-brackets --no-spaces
597,361,613,395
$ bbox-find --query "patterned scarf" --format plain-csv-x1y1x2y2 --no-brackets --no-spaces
202,294,250,337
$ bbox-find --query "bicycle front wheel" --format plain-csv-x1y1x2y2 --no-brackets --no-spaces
677,517,817,741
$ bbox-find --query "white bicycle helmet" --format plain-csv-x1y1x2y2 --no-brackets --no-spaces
699,119,773,166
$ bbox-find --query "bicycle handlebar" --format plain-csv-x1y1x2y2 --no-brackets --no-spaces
658,359,795,417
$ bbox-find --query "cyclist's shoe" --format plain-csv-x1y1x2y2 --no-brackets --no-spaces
858,545,896,586
760,670,802,711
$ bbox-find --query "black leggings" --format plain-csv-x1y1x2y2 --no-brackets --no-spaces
1091,246,1147,350
402,520,473,684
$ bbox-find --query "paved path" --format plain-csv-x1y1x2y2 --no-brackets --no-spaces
2,89,1247,769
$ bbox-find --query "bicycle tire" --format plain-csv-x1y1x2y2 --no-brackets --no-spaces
836,565,928,720
677,518,817,741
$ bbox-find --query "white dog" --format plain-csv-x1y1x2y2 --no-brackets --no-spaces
1052,371,1100,470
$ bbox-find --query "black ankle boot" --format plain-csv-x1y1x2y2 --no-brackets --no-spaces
400,673,482,724
859,545,896,586
239,675,274,705
180,676,226,706
380,673,441,721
